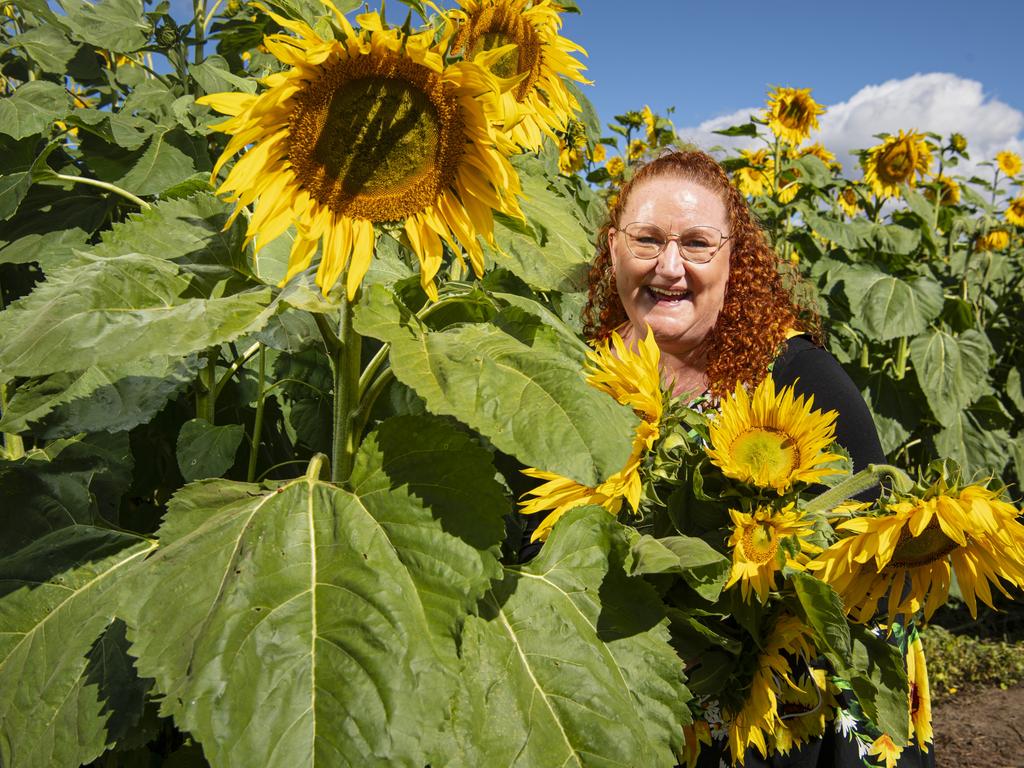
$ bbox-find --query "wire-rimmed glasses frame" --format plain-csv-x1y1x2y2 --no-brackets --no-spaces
615,221,731,264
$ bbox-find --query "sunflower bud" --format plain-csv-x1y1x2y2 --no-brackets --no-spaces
949,133,967,154
154,18,180,48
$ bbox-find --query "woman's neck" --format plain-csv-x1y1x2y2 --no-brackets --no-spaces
619,323,710,401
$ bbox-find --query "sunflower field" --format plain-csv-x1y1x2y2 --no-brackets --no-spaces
1,0,1023,766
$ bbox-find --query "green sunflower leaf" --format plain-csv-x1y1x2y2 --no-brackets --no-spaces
6,25,82,73
123,448,501,767
354,284,637,486
845,273,943,341
0,254,274,378
175,418,245,482
803,211,921,255
910,327,993,426
0,355,200,438
934,406,1011,479
846,625,910,743
0,526,157,768
0,81,71,141
630,533,731,601
0,227,89,267
58,0,152,52
80,126,209,198
452,507,690,767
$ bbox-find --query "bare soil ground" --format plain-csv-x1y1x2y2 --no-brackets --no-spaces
932,684,1024,767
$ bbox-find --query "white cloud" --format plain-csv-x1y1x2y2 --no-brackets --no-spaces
675,73,1024,179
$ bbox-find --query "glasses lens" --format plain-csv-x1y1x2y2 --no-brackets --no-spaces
678,226,724,263
623,223,666,259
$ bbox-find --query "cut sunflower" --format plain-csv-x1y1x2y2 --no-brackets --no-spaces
707,376,842,494
808,484,1024,622
995,149,1022,177
764,86,825,145
770,668,836,757
519,328,662,541
725,503,818,602
199,5,522,300
727,614,817,764
861,130,933,199
449,0,589,151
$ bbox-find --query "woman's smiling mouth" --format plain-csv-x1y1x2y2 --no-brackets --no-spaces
646,286,693,303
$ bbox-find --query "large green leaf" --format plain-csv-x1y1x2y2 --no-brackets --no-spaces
934,407,1011,479
0,433,133,557
0,227,89,267
846,625,909,742
803,212,921,255
846,273,943,341
484,154,593,293
82,126,208,198
58,0,151,52
0,253,273,377
0,81,70,140
910,328,992,426
791,573,851,665
453,507,690,767
854,369,924,455
6,25,81,73
0,526,156,768
90,193,254,289
0,355,200,438
124,448,503,767
354,285,636,486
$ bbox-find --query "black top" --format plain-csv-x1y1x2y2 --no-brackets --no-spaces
770,334,886,474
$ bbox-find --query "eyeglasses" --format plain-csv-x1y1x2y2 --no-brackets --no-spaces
616,222,731,263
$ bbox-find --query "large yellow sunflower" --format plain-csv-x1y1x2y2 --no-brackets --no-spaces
449,0,589,151
519,328,663,541
907,633,932,752
707,376,842,494
733,149,771,197
995,149,1022,177
862,130,933,199
764,86,825,145
199,5,522,300
725,503,818,602
1005,195,1024,226
808,485,1024,622
728,614,817,764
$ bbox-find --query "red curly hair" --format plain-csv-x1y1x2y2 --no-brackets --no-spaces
583,149,820,397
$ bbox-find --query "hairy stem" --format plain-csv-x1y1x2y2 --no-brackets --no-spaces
804,463,915,515
48,174,150,209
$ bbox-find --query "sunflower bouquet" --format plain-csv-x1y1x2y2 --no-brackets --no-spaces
519,329,1024,767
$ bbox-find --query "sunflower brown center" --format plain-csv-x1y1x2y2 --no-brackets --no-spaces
455,6,542,101
887,520,960,568
878,141,917,185
288,50,465,222
731,428,799,482
778,96,810,129
741,522,777,564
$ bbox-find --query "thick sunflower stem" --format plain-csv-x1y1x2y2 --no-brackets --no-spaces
330,293,363,485
804,463,915,515
1,380,25,461
894,336,909,380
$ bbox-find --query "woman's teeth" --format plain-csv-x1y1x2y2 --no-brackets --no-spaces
647,286,691,301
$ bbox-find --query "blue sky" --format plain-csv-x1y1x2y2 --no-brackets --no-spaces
558,0,1022,129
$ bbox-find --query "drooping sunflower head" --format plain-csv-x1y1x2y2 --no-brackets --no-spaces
861,130,933,199
640,104,657,142
923,174,961,206
809,484,1024,622
949,132,968,154
975,229,1011,252
449,0,589,151
770,668,835,756
838,185,861,217
1005,195,1024,227
199,4,522,300
764,86,825,145
725,503,818,602
707,376,842,494
796,142,841,172
995,149,1022,177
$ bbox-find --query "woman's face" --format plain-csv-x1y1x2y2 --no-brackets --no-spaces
610,175,732,357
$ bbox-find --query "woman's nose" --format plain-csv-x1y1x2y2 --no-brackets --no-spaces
655,241,688,278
